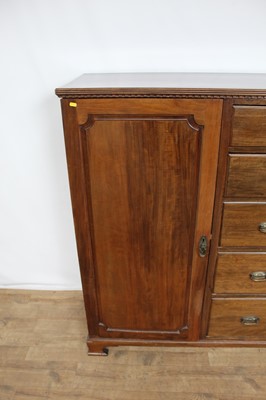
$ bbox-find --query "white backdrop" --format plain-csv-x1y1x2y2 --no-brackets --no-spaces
1,0,266,289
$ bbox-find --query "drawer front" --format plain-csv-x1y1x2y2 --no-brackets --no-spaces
208,299,266,339
214,253,266,294
226,155,266,197
221,203,266,247
231,106,266,147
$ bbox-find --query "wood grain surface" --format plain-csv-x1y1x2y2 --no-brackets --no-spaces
220,203,266,247
2,289,266,400
214,252,266,294
208,298,266,339
231,106,266,146
201,99,235,337
60,98,222,348
84,115,200,337
226,155,266,197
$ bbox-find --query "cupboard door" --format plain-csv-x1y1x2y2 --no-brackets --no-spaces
62,99,222,341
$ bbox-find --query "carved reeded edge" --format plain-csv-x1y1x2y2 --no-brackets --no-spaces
55,88,266,99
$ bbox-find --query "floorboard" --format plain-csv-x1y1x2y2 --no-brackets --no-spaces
0,289,265,400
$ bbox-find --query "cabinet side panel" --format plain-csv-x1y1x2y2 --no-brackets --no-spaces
60,100,100,335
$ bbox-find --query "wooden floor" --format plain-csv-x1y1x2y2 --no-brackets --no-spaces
1,290,266,400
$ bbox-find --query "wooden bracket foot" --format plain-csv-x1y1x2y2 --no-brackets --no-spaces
87,340,109,356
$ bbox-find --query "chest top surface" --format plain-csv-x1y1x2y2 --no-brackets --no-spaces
55,73,266,98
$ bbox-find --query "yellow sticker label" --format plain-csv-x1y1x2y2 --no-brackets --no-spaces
69,102,77,107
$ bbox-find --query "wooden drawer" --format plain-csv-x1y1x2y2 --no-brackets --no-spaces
221,203,266,247
226,155,266,197
208,299,266,339
231,106,266,147
214,253,266,294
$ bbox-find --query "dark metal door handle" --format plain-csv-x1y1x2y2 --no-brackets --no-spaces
199,235,208,257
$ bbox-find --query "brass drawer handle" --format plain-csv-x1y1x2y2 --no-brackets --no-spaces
258,222,266,233
250,271,266,281
240,316,260,326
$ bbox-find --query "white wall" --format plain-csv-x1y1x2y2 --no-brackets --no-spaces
1,0,266,290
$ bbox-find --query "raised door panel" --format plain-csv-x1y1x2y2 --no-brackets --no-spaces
61,99,222,341
83,115,199,339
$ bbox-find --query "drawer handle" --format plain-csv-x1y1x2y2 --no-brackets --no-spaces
250,271,266,281
258,222,266,233
240,316,260,326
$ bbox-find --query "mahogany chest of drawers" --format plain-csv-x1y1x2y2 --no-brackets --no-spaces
56,73,266,355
